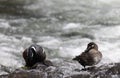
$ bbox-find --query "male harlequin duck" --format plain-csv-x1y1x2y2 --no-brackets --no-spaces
23,44,52,67
73,42,102,69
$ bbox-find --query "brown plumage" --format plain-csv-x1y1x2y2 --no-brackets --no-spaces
73,42,102,69
23,44,46,67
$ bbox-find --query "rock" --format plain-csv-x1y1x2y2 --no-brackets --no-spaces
1,61,120,78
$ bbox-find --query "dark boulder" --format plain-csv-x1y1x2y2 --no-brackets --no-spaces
1,61,120,78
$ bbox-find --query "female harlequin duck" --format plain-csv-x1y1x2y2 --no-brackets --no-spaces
73,42,102,69
23,44,47,67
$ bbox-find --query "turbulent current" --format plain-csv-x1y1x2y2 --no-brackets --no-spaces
0,0,120,76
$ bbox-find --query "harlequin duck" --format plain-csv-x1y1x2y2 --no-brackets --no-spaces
73,42,102,69
23,44,46,67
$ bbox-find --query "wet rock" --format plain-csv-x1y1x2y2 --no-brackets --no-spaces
66,63,120,78
1,61,120,78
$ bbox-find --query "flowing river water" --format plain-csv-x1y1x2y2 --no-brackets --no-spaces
0,0,120,75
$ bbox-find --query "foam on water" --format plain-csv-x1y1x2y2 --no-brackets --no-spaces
62,23,80,30
98,0,120,8
99,0,120,4
0,19,10,28
94,26,120,39
38,36,61,49
58,38,91,57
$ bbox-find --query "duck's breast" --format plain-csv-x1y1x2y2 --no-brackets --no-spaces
89,49,102,64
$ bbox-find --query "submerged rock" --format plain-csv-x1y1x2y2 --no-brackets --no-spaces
0,61,120,78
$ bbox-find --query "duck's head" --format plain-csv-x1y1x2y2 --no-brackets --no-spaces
85,42,98,52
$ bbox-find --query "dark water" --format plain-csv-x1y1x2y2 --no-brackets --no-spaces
0,0,120,75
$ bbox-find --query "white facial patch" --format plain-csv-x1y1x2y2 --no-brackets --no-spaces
92,44,94,47
31,46,37,52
